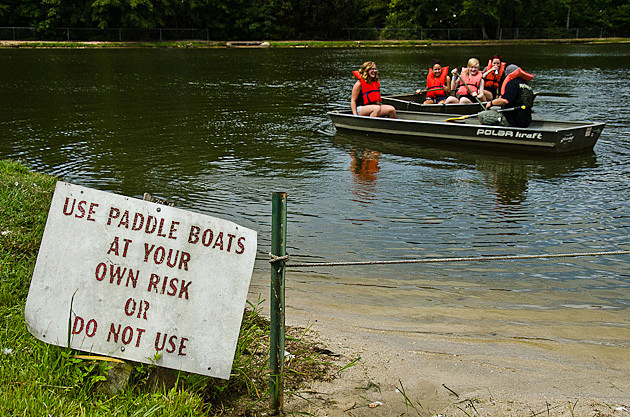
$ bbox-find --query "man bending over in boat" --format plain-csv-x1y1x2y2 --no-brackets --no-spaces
351,61,396,118
478,64,535,128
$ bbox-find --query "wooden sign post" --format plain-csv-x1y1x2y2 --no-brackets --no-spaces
25,181,257,380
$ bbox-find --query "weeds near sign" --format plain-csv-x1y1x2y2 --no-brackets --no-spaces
64,351,110,388
337,356,361,375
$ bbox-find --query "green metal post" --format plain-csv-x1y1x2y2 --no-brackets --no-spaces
270,192,287,414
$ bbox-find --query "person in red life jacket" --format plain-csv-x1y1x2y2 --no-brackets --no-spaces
482,55,506,102
445,58,485,104
417,58,451,104
479,64,536,128
351,61,396,118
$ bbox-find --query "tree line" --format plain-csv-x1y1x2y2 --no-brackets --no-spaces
0,0,627,40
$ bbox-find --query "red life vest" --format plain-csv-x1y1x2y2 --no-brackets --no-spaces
500,67,535,95
483,60,506,91
353,70,381,105
426,65,449,98
456,67,483,96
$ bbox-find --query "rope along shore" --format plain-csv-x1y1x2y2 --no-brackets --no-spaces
269,250,630,268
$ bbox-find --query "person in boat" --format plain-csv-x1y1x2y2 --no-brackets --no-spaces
479,64,536,128
417,58,451,104
445,58,485,104
481,55,506,102
351,61,396,118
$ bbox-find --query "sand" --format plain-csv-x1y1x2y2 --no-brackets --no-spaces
248,271,630,416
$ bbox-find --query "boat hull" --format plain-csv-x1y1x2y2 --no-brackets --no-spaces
382,93,481,115
327,110,605,155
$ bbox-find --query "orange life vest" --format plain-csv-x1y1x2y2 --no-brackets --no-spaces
483,60,506,91
500,67,535,95
426,65,449,98
456,67,483,96
352,70,381,105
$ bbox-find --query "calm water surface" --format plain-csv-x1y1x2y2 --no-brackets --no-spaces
1,45,629,320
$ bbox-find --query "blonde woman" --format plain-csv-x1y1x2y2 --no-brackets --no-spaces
445,58,485,104
351,61,396,118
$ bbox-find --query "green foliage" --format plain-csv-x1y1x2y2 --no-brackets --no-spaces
612,2,630,28
0,0,627,39
460,0,519,38
90,0,173,29
385,0,417,29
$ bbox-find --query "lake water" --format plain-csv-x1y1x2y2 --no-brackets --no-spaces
1,45,629,349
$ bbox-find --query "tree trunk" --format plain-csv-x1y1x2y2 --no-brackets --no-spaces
495,16,501,40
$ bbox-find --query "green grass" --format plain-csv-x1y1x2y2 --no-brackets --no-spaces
0,159,334,416
0,40,226,48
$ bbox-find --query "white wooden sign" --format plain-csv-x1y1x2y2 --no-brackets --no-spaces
25,181,257,379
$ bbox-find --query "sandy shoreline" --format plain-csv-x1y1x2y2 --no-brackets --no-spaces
248,271,630,416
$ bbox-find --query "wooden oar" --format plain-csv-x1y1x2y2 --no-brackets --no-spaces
453,69,486,111
415,86,444,95
445,105,526,123
399,87,446,110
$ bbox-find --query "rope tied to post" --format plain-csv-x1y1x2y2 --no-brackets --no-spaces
269,253,290,264
281,250,630,268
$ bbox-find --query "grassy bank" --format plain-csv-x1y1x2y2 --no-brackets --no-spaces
0,159,333,416
0,38,628,49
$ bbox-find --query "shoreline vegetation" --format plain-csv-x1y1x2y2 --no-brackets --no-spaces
0,38,629,49
0,159,335,416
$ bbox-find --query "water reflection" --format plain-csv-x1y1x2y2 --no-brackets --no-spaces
349,149,381,203
476,151,598,207
485,164,529,206
331,130,607,246
334,130,598,190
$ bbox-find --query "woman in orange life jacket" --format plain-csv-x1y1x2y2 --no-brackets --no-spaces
481,55,506,102
417,58,451,104
351,61,396,118
445,58,485,104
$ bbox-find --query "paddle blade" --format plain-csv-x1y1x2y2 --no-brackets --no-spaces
445,114,475,122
